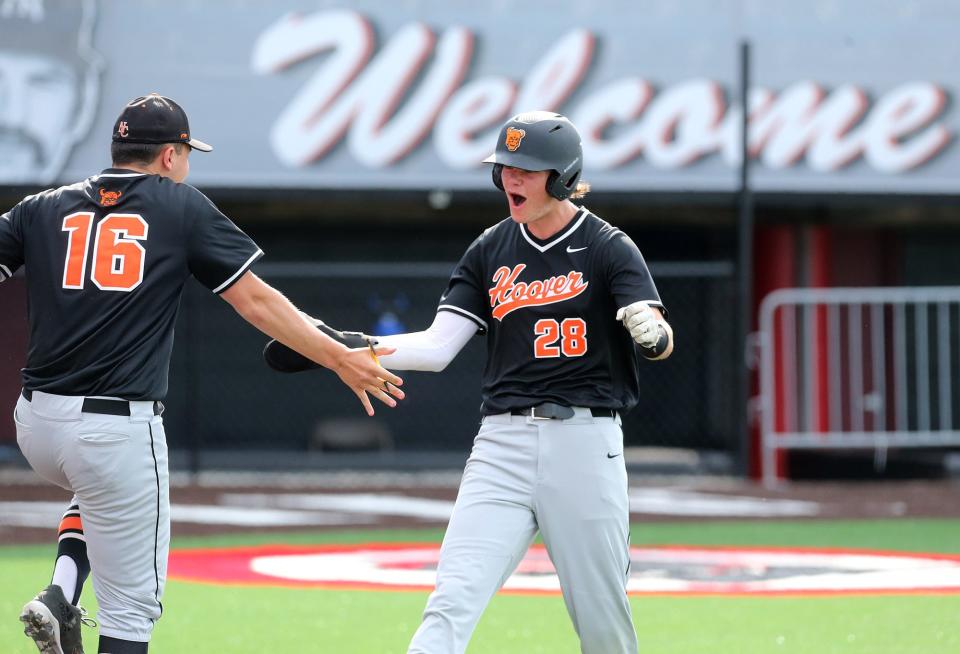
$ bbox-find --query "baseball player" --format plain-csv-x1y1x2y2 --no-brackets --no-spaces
388,112,671,654
1,93,404,654
401,111,673,653
263,111,673,653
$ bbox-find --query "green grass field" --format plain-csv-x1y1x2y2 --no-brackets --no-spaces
2,519,959,653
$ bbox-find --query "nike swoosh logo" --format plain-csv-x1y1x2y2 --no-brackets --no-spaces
566,245,588,253
606,452,622,459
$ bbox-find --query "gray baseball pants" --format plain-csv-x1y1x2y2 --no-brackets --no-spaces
408,408,638,653
15,390,169,642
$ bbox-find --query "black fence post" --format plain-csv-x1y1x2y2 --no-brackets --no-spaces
186,281,201,477
737,40,755,477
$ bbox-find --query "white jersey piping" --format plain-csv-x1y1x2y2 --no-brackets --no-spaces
519,207,588,253
213,249,263,294
438,304,487,331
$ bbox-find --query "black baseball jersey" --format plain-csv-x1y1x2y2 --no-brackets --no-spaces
438,208,664,415
0,168,262,400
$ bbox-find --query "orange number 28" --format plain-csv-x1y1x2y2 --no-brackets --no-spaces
62,212,149,291
534,318,587,358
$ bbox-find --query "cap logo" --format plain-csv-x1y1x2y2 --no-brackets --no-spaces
99,188,122,207
118,121,129,138
180,132,188,139
505,127,526,152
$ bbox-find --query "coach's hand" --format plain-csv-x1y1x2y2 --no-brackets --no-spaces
264,321,379,372
616,301,660,348
261,316,404,415
333,345,405,416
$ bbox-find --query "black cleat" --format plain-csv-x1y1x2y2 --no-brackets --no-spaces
20,584,94,654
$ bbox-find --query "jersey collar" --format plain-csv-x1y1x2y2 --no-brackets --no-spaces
98,167,147,178
519,207,588,253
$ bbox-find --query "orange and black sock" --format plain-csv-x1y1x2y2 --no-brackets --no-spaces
51,504,91,605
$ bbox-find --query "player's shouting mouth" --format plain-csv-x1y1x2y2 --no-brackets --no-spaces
502,165,560,225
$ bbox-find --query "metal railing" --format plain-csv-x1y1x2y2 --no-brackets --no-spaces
759,287,960,485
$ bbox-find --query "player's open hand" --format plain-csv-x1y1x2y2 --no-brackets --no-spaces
334,346,405,416
616,301,660,348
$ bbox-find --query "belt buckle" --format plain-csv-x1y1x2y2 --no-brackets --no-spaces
529,406,551,421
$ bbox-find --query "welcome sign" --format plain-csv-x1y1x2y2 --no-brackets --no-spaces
6,0,958,194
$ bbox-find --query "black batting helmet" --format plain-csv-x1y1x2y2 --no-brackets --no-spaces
483,111,583,201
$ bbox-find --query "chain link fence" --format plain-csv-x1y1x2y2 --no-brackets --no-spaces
0,261,738,469
158,261,738,467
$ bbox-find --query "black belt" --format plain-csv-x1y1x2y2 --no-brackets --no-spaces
21,388,162,417
509,403,616,420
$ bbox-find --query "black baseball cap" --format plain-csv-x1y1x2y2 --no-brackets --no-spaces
112,93,212,152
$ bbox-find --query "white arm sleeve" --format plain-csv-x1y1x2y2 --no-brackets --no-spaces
376,311,477,371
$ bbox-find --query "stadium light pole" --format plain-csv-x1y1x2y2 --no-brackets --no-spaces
736,40,754,477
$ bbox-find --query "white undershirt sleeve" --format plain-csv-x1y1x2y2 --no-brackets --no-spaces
376,311,478,371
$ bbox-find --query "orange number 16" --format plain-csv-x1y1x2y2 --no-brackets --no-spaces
62,212,148,291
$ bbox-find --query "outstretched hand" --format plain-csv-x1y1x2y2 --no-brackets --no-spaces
260,317,405,415
333,346,405,416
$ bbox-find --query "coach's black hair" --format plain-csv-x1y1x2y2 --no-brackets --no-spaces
111,141,187,166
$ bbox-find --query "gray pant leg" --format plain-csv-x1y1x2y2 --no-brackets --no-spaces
408,419,539,654
64,413,170,642
536,417,638,654
15,393,169,642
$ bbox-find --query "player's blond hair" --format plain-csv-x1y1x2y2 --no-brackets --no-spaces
569,180,591,200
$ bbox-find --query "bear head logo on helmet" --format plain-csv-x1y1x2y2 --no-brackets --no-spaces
483,111,583,201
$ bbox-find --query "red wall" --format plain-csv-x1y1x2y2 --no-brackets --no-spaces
0,279,28,443
749,223,899,478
